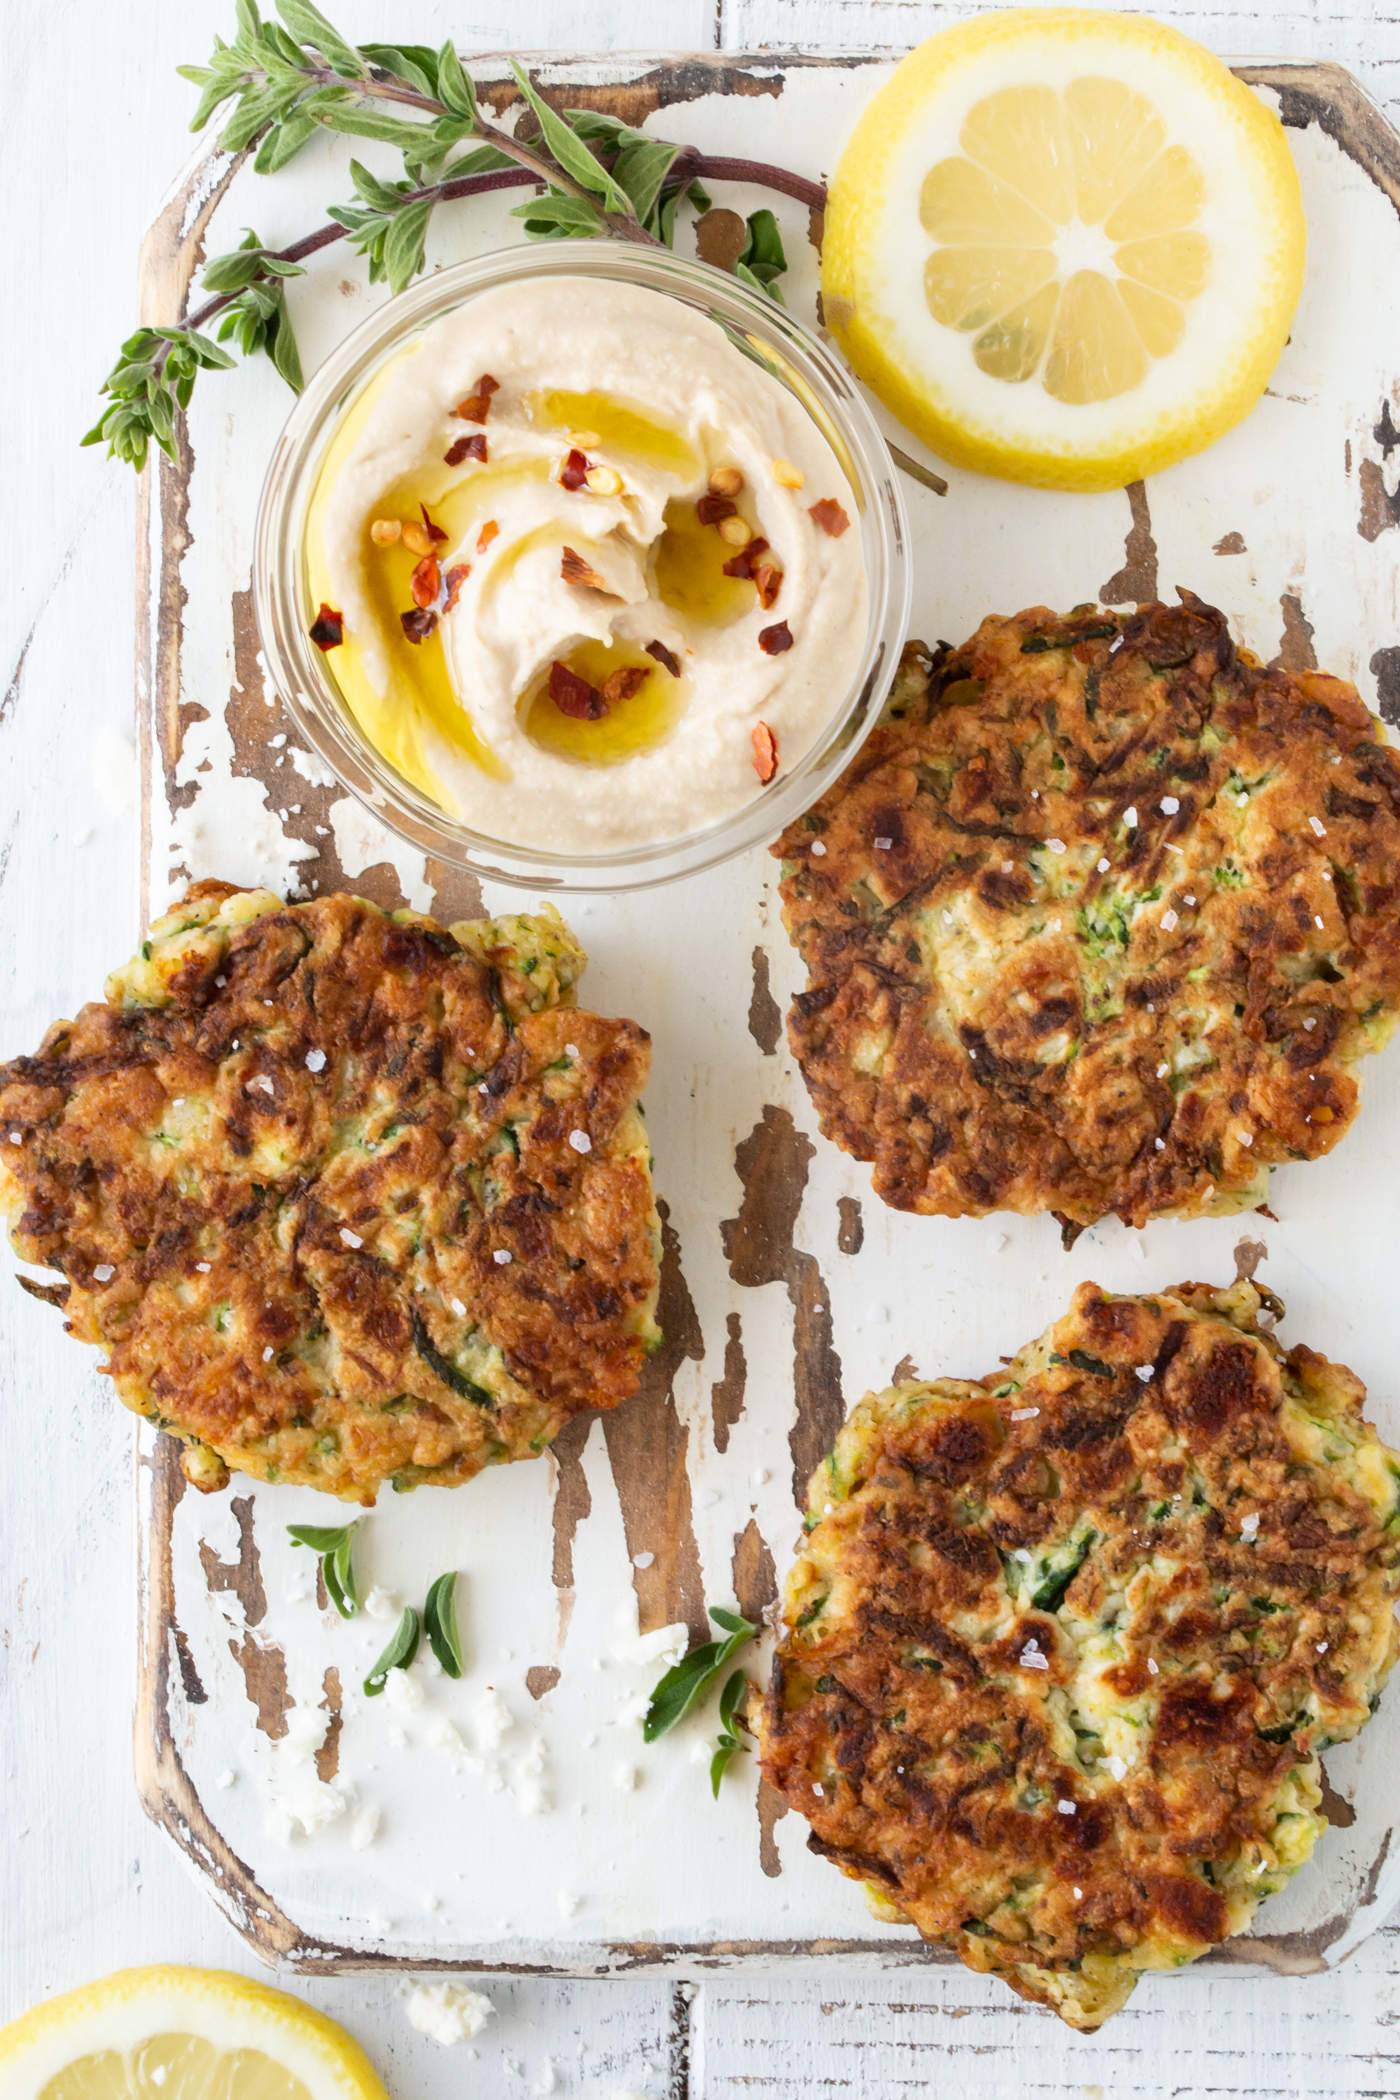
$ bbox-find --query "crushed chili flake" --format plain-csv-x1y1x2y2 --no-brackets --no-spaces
400,606,438,644
443,563,471,613
722,535,770,581
452,374,500,423
560,448,590,491
560,545,609,590
754,563,782,611
601,665,648,706
758,620,794,655
445,431,488,467
644,639,681,678
808,498,851,537
477,520,499,554
752,720,779,783
418,502,448,545
308,602,345,650
696,493,737,526
410,554,441,609
549,660,607,720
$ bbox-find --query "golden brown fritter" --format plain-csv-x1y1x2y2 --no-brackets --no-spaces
775,595,1400,1231
758,1280,1400,2027
0,883,661,1501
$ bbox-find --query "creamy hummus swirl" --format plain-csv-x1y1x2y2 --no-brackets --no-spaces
306,277,869,853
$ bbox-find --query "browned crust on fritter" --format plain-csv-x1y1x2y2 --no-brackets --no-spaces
0,884,658,1501
774,594,1400,1227
758,1282,1400,2024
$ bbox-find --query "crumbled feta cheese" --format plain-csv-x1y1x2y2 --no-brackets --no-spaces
215,1768,238,1790
305,1047,327,1073
751,1466,771,1487
1240,1512,1260,1538
404,1983,494,2047
364,1586,400,1622
349,1803,382,1850
568,1129,592,1154
1107,1756,1127,1781
493,1247,513,1265
614,1763,641,1792
384,1667,424,1713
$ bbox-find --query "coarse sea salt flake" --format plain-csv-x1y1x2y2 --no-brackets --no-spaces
1057,1799,1077,1816
1135,1365,1153,1381
1160,795,1180,814
874,836,893,851
810,839,827,857
493,1248,512,1265
305,1048,327,1073
1096,857,1110,873
1161,908,1179,932
339,1228,362,1249
568,1129,592,1154
93,1264,115,1282
1123,805,1138,827
1310,816,1326,836
1108,1756,1127,1781
1010,1406,1040,1421
1046,838,1066,855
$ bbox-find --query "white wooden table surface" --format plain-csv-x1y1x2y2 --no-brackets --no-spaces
4,2,1400,2094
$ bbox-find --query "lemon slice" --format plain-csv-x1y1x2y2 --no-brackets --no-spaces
822,8,1306,489
0,1967,390,2100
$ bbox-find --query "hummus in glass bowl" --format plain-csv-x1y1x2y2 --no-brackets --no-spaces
256,244,909,890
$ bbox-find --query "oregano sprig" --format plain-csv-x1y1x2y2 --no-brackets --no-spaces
286,1518,361,1619
642,1605,757,1746
86,0,822,472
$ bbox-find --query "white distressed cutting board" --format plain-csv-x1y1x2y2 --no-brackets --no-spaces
132,50,1400,1983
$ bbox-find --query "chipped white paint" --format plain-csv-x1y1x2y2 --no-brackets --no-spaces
5,6,1400,2099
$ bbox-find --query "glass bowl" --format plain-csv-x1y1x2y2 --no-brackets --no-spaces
254,240,911,892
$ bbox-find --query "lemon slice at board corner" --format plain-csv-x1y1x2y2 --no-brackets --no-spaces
0,1966,390,2100
820,7,1307,492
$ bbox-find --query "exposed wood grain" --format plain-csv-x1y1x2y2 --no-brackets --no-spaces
6,7,1400,2095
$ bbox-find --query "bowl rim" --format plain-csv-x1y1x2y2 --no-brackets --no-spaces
253,239,912,892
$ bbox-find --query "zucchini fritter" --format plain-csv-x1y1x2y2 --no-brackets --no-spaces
0,883,660,1501
759,1281,1400,2027
776,595,1400,1229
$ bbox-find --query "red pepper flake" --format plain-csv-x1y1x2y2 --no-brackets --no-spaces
560,545,609,591
560,448,590,492
445,432,488,466
443,563,471,613
410,554,441,609
758,620,794,656
721,535,770,581
308,602,344,650
477,519,499,554
550,660,608,719
452,374,500,423
754,563,783,611
808,498,851,538
696,493,737,526
644,639,681,678
400,606,438,644
752,720,779,783
601,665,649,707
418,502,448,545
